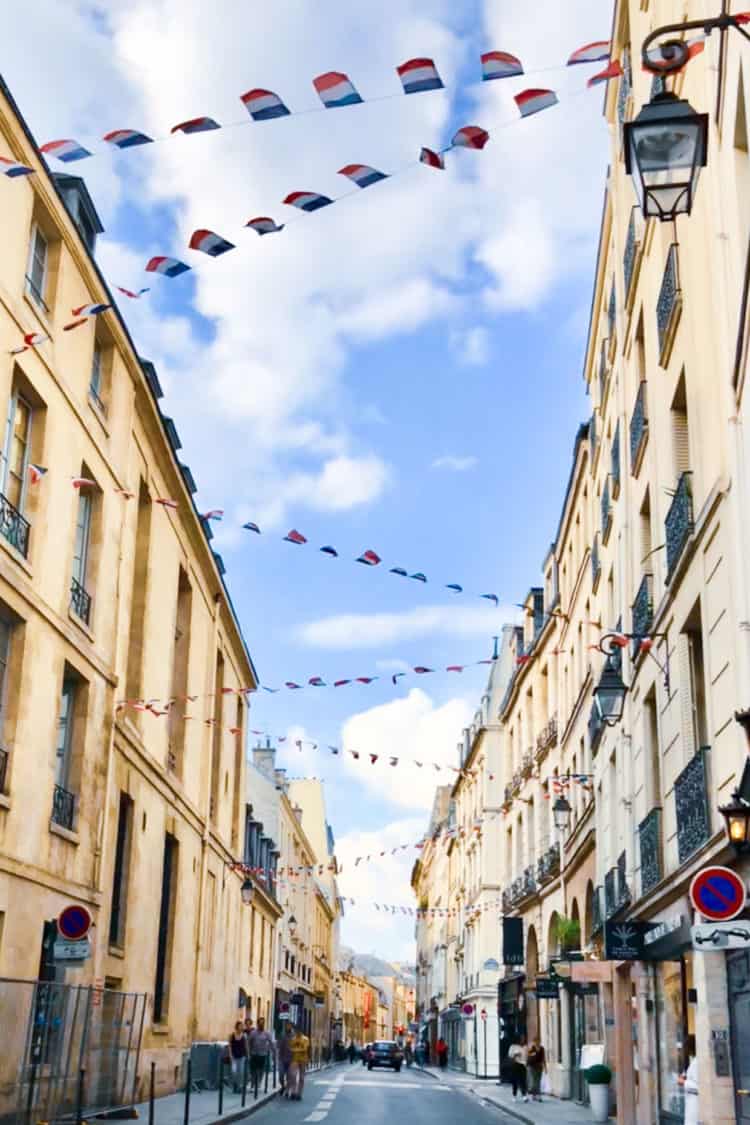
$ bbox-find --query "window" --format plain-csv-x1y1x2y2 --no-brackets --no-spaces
125,481,151,702
167,566,192,773
109,793,133,947
0,615,13,741
210,651,225,822
55,678,76,790
70,486,93,624
681,602,709,754
1,392,32,513
89,344,106,413
154,833,178,1024
26,225,49,310
670,372,691,480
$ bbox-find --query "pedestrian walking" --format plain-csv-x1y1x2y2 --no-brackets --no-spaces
680,1035,699,1125
228,1021,248,1093
278,1026,293,1097
436,1037,448,1070
348,1039,357,1064
287,1024,311,1100
507,1037,528,1102
248,1016,275,1096
527,1036,546,1102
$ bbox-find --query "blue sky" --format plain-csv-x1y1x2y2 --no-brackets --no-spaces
4,0,612,959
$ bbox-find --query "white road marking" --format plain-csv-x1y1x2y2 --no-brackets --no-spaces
332,1080,453,1089
304,1113,328,1122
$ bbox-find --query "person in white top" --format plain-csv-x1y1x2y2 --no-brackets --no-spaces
507,1037,529,1102
680,1035,698,1125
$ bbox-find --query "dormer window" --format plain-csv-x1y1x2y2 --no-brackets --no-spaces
52,173,104,256
26,225,49,311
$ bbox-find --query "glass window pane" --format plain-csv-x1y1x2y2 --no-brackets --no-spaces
56,680,74,786
90,347,102,396
29,227,47,297
0,617,11,739
72,493,91,584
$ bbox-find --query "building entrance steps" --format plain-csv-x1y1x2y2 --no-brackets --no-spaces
415,1066,610,1124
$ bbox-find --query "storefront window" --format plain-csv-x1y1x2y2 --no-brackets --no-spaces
656,955,695,1121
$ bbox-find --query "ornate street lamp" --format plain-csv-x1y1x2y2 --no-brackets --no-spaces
288,914,298,936
593,655,628,727
626,11,750,221
719,741,750,854
241,878,255,906
553,795,572,834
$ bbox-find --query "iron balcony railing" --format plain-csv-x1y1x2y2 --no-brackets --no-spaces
629,381,648,472
617,47,632,127
617,850,631,909
589,411,597,455
631,573,654,658
503,784,513,807
588,702,604,756
611,425,621,495
657,244,681,362
537,843,561,886
591,533,601,592
608,281,616,342
521,750,534,779
601,478,612,543
665,472,694,580
639,808,662,897
535,716,558,760
623,209,638,300
0,747,7,793
70,575,92,626
51,783,76,831
675,748,712,866
0,491,30,558
604,867,617,918
592,885,604,935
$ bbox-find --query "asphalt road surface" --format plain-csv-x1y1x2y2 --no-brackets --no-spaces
248,1064,515,1125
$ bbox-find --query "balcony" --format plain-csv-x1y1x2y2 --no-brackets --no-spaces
70,576,92,626
537,843,561,887
521,750,534,780
0,492,30,558
617,47,632,128
657,244,682,366
0,747,7,793
601,478,612,544
639,808,662,897
623,208,643,310
591,533,601,593
607,282,617,358
598,338,609,406
631,573,654,659
589,411,597,456
604,867,617,919
511,770,523,797
503,784,514,810
617,851,631,910
629,381,648,475
611,425,621,498
591,885,604,936
51,783,76,831
588,702,604,757
675,748,712,866
535,717,558,763
665,472,693,581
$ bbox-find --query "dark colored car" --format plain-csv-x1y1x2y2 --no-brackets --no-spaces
367,1040,404,1072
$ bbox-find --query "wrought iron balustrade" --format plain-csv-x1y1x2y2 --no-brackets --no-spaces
0,491,30,557
639,808,662,896
70,575,92,625
537,843,561,886
604,867,617,918
608,281,616,342
522,865,537,899
167,746,178,773
589,411,597,454
617,850,631,908
51,783,75,830
591,885,604,935
611,425,621,494
601,478,612,542
501,888,512,913
0,747,7,793
657,245,681,361
617,48,631,127
591,533,601,592
629,381,648,471
503,784,513,808
623,209,638,300
588,702,604,756
521,750,534,779
631,573,653,658
511,770,522,795
665,472,693,580
535,716,558,760
675,748,711,865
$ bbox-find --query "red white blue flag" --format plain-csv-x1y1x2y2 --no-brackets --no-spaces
452,126,490,150
40,138,92,162
481,51,524,80
146,256,191,278
240,89,290,121
515,88,559,117
567,41,611,65
171,117,220,135
338,164,388,188
313,72,363,108
397,58,443,94
0,155,34,177
189,229,235,257
103,129,153,149
283,191,333,213
419,147,445,170
245,217,285,235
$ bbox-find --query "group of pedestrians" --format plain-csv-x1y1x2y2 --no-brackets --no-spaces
506,1036,547,1103
226,1017,311,1101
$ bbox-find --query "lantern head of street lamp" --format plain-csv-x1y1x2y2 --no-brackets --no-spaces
719,758,750,855
241,878,254,906
288,914,298,934
624,91,708,222
594,654,628,727
553,795,572,834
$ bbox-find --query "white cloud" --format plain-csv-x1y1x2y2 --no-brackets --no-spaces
431,454,478,472
340,688,472,810
296,603,516,649
449,326,489,366
338,278,459,342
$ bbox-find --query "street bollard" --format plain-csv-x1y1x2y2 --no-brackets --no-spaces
183,1058,192,1125
75,1068,85,1125
218,1054,224,1116
149,1061,155,1125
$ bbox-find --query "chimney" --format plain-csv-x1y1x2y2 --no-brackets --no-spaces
253,738,276,780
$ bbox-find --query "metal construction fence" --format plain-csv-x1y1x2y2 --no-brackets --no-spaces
0,977,145,1124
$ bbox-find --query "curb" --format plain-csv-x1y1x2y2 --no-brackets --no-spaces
474,1093,535,1125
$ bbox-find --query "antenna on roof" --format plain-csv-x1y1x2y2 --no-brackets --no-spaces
492,635,499,660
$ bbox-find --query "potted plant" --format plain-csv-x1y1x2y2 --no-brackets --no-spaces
584,1064,612,1122
555,915,581,957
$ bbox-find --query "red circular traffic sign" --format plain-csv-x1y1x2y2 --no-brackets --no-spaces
57,904,92,941
461,1003,475,1017
690,866,746,922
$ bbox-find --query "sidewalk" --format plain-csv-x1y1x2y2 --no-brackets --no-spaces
416,1066,604,1125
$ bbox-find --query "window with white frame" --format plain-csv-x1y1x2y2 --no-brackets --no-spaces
26,225,49,310
1,392,32,513
90,344,103,404
55,677,76,789
72,489,92,590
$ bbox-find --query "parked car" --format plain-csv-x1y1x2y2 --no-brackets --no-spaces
367,1040,404,1072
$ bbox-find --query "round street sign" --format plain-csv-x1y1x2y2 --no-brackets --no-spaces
690,866,747,922
461,1003,475,1017
57,904,92,942
480,1009,488,1021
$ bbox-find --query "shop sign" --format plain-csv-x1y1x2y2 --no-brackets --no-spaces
604,919,655,961
692,921,750,951
535,977,560,999
571,962,613,984
314,994,326,1008
642,914,692,959
502,917,524,966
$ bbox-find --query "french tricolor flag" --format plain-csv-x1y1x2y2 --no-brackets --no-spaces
282,191,333,213
588,60,623,88
284,529,307,544
245,216,285,235
40,139,92,163
397,58,444,94
567,41,611,66
10,331,48,354
240,89,290,121
0,156,34,178
420,147,445,170
356,549,381,566
481,51,524,81
72,303,111,317
189,229,235,257
201,509,224,522
452,126,490,150
514,88,559,118
28,463,47,485
313,71,363,108
103,129,153,149
145,256,191,278
170,117,220,135
338,164,388,188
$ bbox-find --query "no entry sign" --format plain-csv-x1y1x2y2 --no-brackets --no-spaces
690,866,746,922
57,904,92,941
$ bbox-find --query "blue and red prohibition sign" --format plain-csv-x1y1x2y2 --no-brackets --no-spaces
57,904,92,941
690,866,747,922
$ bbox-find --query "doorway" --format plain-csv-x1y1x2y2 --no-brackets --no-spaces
728,949,750,1124
569,983,601,1104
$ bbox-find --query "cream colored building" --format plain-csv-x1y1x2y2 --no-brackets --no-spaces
337,967,379,1047
0,74,263,1112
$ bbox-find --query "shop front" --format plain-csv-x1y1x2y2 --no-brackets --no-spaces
567,980,602,1104
643,914,695,1125
440,1005,465,1070
498,973,526,1067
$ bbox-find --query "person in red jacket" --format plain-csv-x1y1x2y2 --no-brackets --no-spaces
436,1038,448,1069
